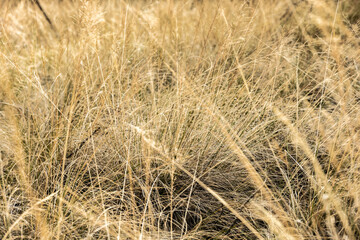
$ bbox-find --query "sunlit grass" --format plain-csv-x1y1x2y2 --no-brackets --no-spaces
0,0,359,239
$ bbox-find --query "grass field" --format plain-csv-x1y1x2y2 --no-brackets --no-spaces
0,0,360,239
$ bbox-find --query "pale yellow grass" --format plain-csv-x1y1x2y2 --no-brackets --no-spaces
0,0,359,239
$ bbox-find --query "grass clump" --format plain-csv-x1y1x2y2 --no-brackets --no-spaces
0,0,360,239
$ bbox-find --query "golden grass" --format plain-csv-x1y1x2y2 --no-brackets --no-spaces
0,0,359,239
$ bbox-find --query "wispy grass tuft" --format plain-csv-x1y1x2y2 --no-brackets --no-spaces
0,0,359,239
